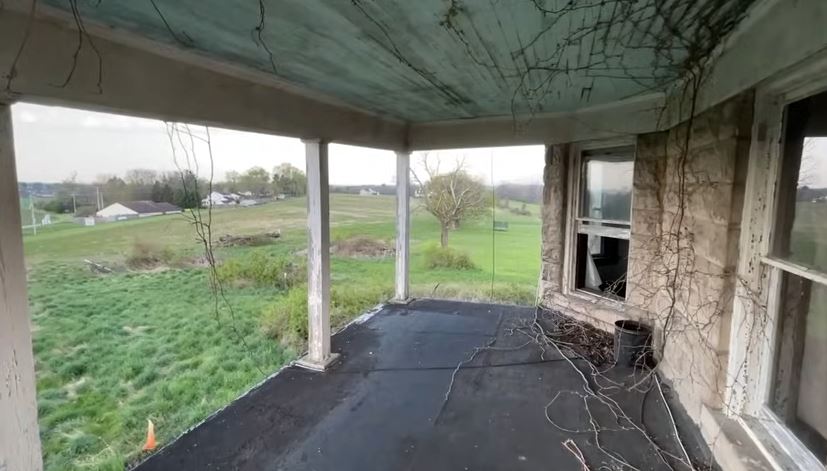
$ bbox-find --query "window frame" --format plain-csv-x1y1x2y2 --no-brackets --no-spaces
726,60,827,470
564,142,636,302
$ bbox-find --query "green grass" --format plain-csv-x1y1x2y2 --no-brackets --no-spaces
19,196,70,235
24,194,542,469
30,266,291,470
789,202,827,271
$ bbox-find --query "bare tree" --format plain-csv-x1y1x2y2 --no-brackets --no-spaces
413,154,487,248
124,168,159,186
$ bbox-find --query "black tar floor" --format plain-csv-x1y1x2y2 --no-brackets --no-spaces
135,299,710,471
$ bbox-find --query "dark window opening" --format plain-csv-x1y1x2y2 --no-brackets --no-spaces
575,234,628,299
769,273,827,463
767,89,827,465
573,147,634,301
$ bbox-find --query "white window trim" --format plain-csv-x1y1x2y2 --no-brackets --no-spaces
726,55,827,471
563,140,636,303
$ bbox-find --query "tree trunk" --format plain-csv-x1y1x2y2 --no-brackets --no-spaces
440,224,449,248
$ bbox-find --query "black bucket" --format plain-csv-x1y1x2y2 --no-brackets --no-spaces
613,320,652,368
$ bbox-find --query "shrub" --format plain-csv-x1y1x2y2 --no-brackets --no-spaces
509,203,531,216
217,250,304,289
125,240,174,269
261,284,391,350
422,244,477,270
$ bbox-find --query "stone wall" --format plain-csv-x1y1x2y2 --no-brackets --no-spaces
539,92,754,423
539,144,568,297
628,93,753,419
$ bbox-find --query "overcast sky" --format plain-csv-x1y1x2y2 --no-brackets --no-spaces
11,103,826,188
11,103,545,186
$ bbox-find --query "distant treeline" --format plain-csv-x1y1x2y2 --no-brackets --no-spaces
798,186,827,202
27,170,205,216
20,164,307,216
331,184,395,195
330,183,543,204
495,183,542,204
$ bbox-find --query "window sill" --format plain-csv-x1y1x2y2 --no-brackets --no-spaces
739,409,825,471
569,287,627,309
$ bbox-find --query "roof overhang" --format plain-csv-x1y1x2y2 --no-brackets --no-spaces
2,0,826,151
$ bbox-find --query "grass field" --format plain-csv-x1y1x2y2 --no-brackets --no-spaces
19,196,70,234
23,194,541,470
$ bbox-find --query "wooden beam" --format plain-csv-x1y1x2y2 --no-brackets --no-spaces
407,94,666,150
296,140,337,371
394,151,411,302
0,103,43,470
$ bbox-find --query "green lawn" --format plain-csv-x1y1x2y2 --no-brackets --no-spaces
24,194,541,470
789,201,827,271
19,196,70,235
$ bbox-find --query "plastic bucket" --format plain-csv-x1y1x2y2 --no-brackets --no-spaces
613,320,652,368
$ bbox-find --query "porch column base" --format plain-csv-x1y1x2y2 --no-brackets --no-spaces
389,297,413,305
295,352,341,372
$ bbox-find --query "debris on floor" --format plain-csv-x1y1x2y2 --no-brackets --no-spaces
538,309,615,366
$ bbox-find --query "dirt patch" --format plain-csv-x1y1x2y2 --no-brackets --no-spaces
216,231,281,248
332,236,395,258
125,241,174,270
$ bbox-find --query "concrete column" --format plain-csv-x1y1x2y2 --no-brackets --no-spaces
540,144,569,297
394,151,411,302
297,139,338,371
0,103,44,470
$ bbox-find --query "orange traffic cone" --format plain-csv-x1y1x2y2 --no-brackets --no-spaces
142,419,157,451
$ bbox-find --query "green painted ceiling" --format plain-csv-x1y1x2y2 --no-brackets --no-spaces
46,0,755,122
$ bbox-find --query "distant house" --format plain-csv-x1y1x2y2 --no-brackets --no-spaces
359,188,379,196
202,191,246,207
96,201,182,220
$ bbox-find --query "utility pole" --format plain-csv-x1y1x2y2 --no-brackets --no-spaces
72,193,77,214
96,187,102,210
29,196,36,236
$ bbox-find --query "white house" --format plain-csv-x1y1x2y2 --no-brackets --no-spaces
202,191,245,207
95,201,182,220
359,188,379,196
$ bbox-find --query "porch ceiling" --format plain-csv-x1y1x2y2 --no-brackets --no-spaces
42,0,755,123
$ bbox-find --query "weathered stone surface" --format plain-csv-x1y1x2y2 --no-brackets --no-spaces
630,94,753,416
539,92,754,429
539,144,568,296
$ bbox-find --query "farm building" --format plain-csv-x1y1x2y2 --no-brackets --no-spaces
95,201,182,220
201,191,237,207
1,1,827,470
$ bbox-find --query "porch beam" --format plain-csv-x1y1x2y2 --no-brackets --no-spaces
407,94,665,150
0,102,44,470
296,139,337,371
394,151,411,302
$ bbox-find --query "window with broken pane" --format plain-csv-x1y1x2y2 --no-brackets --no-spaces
574,148,634,300
766,89,827,465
